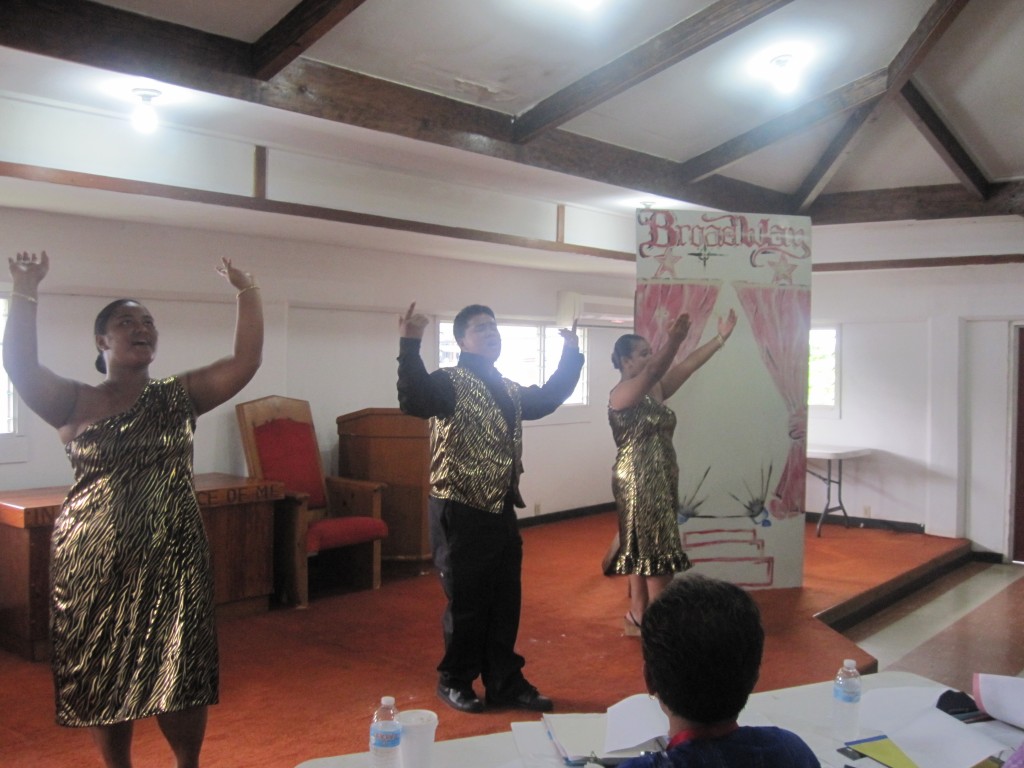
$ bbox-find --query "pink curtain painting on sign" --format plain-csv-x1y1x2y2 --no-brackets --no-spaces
733,282,810,519
635,280,721,363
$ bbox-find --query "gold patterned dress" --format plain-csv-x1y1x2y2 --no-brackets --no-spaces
609,394,691,576
51,377,218,727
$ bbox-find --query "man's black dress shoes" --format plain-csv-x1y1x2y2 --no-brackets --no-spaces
436,683,484,713
486,684,554,712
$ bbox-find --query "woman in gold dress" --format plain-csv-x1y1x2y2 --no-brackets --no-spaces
609,308,736,633
3,250,263,768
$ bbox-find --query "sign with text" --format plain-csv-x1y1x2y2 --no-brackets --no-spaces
634,209,812,588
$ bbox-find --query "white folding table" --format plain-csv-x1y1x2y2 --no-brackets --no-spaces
806,445,872,537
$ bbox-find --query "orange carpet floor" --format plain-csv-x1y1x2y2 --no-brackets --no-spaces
0,513,970,767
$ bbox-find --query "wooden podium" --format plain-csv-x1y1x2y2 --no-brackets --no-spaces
337,408,431,561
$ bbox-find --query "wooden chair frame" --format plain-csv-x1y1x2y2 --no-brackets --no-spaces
236,395,386,607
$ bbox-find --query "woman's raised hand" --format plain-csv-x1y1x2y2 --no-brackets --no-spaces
667,313,691,342
718,308,738,341
216,257,256,291
9,251,49,288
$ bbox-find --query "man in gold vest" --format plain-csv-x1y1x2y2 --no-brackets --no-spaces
397,302,582,714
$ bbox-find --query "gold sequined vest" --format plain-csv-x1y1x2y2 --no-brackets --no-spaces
429,366,523,513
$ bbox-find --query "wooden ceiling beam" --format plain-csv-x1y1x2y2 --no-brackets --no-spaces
793,0,974,211
806,181,1024,225
252,0,371,80
511,0,794,144
1,0,252,78
897,81,989,200
674,70,887,184
0,5,791,215
673,0,974,195
792,101,879,213
887,0,972,90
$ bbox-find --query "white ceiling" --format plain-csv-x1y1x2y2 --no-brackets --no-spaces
0,0,1021,270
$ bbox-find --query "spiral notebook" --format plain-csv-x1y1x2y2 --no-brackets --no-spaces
542,694,668,766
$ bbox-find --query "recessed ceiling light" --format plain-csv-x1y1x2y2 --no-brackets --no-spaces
748,42,815,95
131,87,161,133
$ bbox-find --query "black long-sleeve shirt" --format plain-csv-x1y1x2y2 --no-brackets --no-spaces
396,337,584,421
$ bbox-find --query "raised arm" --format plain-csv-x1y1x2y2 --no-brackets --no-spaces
658,308,737,400
521,320,583,420
397,302,456,418
182,258,263,416
609,314,690,411
2,251,80,429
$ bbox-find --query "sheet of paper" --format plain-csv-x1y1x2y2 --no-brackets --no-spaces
889,708,1007,768
974,674,1024,730
968,720,1024,752
859,687,942,733
511,721,569,768
542,713,606,763
604,693,668,754
848,735,919,768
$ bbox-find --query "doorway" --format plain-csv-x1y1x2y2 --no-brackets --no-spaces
1012,328,1024,562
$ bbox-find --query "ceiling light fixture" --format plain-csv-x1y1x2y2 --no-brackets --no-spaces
768,53,800,94
131,88,161,134
748,42,814,95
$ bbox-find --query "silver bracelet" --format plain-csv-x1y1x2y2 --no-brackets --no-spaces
11,291,38,304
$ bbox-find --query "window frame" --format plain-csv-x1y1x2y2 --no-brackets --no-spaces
437,318,588,407
0,292,30,462
808,323,841,419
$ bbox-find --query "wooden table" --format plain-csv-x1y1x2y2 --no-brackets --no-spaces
0,472,283,661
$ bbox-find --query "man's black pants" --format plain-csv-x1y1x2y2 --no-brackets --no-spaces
428,496,527,699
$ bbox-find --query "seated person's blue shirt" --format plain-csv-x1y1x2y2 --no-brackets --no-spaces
618,726,820,768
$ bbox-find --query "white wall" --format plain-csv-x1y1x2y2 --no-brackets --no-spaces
0,208,626,519
4,207,1023,558
807,263,1024,557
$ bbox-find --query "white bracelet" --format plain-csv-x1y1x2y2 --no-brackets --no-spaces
236,284,260,298
11,291,38,304
714,333,725,348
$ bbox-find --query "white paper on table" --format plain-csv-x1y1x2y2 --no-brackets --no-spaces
858,687,941,733
975,674,1024,730
604,694,669,754
511,721,567,768
969,720,1024,753
889,708,1007,768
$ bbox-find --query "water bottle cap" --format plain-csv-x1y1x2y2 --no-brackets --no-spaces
381,696,395,706
843,659,856,669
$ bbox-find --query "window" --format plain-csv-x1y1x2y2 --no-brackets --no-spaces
0,297,15,434
808,325,839,417
439,321,588,405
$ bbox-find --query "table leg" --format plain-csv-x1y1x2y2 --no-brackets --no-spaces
815,458,850,537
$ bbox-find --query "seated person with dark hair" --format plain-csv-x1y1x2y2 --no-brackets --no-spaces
621,574,820,767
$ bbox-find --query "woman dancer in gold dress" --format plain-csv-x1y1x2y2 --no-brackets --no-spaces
3,250,263,768
609,308,736,633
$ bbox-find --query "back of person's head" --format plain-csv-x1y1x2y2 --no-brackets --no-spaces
641,574,764,725
611,334,645,370
452,304,495,340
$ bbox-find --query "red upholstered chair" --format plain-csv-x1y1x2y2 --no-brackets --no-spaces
236,395,388,607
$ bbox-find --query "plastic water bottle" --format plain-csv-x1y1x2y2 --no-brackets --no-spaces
369,696,402,768
831,659,862,742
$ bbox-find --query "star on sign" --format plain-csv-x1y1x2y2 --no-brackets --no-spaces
767,254,797,285
652,249,683,279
